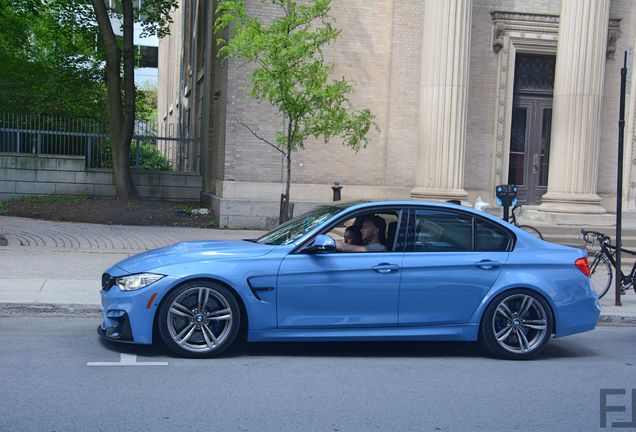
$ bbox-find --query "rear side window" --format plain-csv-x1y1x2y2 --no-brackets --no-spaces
409,209,512,252
475,219,511,251
413,210,472,252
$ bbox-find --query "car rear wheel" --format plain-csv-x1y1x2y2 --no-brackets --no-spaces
480,289,553,360
158,281,241,358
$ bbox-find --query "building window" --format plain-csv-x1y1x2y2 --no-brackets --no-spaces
139,45,158,68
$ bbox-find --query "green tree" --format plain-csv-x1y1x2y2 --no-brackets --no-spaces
136,82,158,124
215,0,376,223
0,0,106,118
88,0,177,200
0,0,171,191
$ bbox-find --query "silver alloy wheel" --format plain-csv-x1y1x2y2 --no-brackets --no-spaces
166,286,233,353
491,293,548,354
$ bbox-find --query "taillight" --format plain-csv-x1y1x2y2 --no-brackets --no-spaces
575,257,590,277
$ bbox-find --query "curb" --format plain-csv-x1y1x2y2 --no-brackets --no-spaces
0,303,101,317
597,314,636,326
2,303,635,327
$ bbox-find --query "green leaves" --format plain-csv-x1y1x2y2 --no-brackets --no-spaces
215,0,375,154
0,0,106,117
138,0,179,38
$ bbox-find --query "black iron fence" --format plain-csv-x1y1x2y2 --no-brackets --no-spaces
0,113,199,172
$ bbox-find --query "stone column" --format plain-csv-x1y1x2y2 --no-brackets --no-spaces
411,0,472,201
538,0,609,214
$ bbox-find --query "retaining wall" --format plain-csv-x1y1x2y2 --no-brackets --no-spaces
0,153,202,201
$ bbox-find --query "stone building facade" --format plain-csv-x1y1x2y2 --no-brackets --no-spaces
158,0,636,229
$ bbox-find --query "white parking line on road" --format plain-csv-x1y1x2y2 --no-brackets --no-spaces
87,353,168,367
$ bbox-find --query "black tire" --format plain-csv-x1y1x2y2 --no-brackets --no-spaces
517,224,544,240
158,281,241,358
589,252,612,299
479,289,553,360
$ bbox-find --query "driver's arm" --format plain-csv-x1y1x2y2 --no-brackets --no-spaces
336,241,366,252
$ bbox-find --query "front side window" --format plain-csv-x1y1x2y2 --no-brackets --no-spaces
322,210,401,253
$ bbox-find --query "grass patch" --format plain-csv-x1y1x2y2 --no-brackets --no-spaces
4,197,216,227
201,219,219,229
0,201,7,215
170,204,195,215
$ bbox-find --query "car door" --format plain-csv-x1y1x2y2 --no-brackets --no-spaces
399,208,511,326
276,210,405,329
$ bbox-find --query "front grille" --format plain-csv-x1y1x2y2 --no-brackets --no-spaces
101,273,116,291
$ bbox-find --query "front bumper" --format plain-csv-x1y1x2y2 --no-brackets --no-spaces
99,275,176,345
97,310,134,343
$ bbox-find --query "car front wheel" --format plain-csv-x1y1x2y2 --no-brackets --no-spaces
158,281,241,358
480,289,553,360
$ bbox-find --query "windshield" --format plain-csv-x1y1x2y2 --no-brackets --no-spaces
255,206,342,245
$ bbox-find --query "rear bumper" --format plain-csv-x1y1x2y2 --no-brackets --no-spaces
554,294,601,337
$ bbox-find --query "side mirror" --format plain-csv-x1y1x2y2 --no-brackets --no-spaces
305,234,336,253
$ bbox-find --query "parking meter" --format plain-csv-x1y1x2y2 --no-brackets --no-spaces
496,184,518,222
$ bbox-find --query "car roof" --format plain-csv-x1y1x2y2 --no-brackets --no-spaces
338,200,503,224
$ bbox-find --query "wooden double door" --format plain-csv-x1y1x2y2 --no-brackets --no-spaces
508,96,552,205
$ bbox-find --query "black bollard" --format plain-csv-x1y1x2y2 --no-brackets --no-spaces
331,182,342,201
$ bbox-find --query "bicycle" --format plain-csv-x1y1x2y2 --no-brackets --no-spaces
510,204,544,240
581,229,636,299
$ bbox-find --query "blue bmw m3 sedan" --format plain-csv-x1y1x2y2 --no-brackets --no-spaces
99,201,600,360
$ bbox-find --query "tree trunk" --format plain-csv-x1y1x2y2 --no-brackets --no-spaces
91,0,138,200
279,117,294,224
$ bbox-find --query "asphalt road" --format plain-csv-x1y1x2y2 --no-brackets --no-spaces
0,316,634,432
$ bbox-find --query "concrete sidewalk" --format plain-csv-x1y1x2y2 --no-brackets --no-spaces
0,216,264,313
1,215,635,325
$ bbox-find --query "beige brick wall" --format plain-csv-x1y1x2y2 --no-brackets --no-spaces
157,2,184,129
160,0,636,224
599,0,635,200
378,0,422,189
221,0,397,187
464,1,500,195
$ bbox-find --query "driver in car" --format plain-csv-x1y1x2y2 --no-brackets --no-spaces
336,215,386,252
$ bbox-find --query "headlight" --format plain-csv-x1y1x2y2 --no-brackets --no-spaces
116,273,164,291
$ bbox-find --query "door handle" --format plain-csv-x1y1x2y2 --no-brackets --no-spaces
371,263,400,274
474,260,501,270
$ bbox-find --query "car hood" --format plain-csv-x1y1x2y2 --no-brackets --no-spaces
114,240,276,274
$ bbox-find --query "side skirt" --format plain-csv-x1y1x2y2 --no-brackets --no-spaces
248,325,479,342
